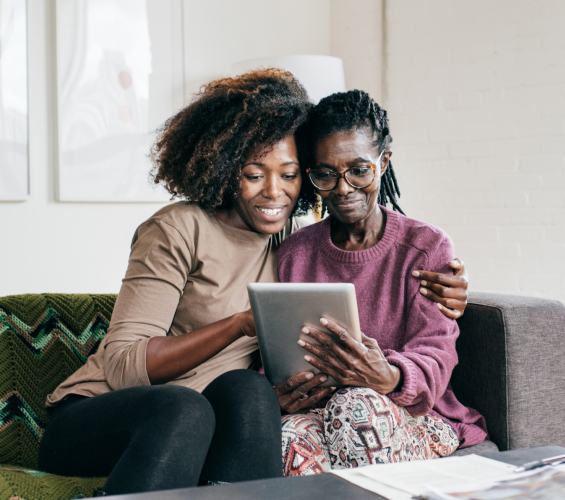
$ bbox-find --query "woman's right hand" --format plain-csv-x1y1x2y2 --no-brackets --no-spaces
275,372,334,414
413,258,469,320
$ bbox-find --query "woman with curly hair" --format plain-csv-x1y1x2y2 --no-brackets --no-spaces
38,69,469,494
38,69,317,495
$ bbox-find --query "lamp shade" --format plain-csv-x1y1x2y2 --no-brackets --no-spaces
232,55,346,103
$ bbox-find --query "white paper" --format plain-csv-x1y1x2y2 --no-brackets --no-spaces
424,464,565,500
331,469,413,500
331,455,515,499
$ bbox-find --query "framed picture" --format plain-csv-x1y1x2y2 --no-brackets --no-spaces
55,0,183,202
0,0,28,201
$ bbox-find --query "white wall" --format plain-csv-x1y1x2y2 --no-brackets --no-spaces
0,0,167,296
0,0,332,296
330,0,384,103
386,0,565,302
3,0,564,302
183,0,331,96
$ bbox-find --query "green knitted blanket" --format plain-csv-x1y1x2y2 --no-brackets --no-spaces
0,294,117,499
0,465,105,500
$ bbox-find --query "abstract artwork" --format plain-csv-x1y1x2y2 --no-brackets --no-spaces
55,0,183,202
0,0,28,201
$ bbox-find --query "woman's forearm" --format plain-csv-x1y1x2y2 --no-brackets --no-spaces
146,313,246,385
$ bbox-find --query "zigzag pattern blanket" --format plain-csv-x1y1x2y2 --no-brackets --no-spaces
0,294,116,470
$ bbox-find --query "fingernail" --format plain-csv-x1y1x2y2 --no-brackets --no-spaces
412,271,420,277
305,372,314,379
421,280,427,287
319,375,327,382
304,355,311,361
302,327,310,334
437,303,443,309
330,387,336,390
320,318,328,326
298,339,305,346
419,288,427,296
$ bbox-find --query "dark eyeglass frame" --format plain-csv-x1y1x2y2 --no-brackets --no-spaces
306,163,378,191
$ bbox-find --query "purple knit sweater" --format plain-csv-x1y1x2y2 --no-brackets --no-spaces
278,206,488,448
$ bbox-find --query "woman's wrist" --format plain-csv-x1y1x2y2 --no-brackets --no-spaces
232,312,248,338
377,364,403,395
390,365,403,393
232,309,256,338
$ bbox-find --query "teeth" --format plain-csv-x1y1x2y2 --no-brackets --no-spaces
259,208,282,216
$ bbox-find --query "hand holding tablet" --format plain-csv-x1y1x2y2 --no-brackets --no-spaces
248,283,403,405
300,317,403,395
248,283,362,387
274,371,333,414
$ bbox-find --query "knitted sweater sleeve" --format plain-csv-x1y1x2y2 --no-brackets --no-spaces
103,219,192,390
383,235,460,417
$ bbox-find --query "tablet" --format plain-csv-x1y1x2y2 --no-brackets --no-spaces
247,282,362,387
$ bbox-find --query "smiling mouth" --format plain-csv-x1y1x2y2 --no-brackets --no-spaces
334,200,361,209
258,207,283,216
254,206,288,222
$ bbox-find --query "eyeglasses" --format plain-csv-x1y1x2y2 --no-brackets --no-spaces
306,152,384,191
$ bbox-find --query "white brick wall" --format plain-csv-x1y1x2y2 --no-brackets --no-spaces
330,0,384,103
386,0,565,302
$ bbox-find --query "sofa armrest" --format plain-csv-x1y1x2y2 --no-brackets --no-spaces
451,292,565,451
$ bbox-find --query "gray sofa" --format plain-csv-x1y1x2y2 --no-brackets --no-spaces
451,291,565,454
1,291,563,499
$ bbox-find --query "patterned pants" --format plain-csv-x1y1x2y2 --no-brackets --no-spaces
282,387,460,476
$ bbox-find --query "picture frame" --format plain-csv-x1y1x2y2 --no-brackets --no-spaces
55,0,183,202
0,0,29,201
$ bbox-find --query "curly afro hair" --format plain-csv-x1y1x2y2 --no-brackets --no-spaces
151,68,316,215
296,89,403,214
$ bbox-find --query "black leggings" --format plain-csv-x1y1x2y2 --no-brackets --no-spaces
38,370,282,495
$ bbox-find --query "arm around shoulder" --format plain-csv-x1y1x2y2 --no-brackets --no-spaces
385,233,460,416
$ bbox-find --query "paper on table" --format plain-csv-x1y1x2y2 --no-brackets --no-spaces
424,464,565,500
331,469,413,500
331,455,515,499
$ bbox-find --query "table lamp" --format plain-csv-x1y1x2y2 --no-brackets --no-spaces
232,55,346,103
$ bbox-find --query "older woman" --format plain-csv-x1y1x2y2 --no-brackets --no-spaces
278,90,488,475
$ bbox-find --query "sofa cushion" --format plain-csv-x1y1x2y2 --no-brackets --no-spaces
0,464,105,500
451,439,499,457
453,292,565,451
0,294,117,469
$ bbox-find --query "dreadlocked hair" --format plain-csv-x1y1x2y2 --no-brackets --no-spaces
150,68,316,215
296,89,404,215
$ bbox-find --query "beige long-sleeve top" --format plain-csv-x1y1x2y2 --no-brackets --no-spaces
47,202,300,407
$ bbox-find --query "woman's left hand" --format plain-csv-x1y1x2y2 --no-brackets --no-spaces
299,318,402,395
412,258,468,320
